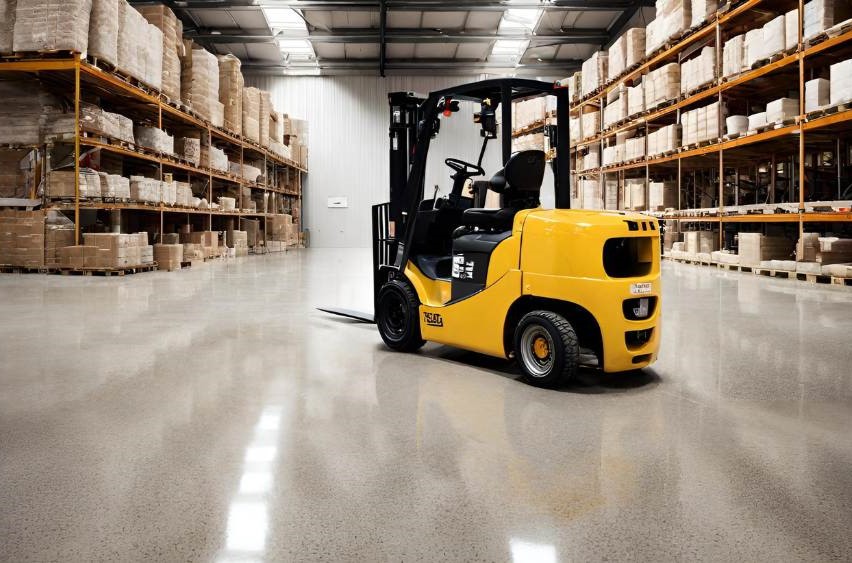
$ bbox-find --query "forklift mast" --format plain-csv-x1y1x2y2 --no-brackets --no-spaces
388,91,425,229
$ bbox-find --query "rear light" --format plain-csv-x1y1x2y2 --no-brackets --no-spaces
623,296,657,320
626,329,653,349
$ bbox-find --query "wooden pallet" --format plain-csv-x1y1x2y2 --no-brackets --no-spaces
796,272,832,284
1,50,78,61
751,52,784,70
753,268,796,279
0,265,58,274
57,263,157,277
831,276,852,286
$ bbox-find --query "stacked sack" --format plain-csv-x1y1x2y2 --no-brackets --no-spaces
218,55,244,136
181,41,222,125
13,0,91,53
136,3,184,102
117,1,163,90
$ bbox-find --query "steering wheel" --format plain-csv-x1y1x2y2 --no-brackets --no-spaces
445,157,484,177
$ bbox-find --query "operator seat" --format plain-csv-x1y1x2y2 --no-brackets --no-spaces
461,149,546,232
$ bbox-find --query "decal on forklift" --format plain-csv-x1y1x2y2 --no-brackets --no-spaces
423,312,444,327
630,282,652,295
452,255,475,280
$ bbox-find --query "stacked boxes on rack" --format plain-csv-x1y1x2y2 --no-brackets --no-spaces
228,230,249,257
626,135,645,161
605,179,619,210
580,110,601,140
580,179,603,209
153,244,183,271
49,169,102,199
603,87,628,129
581,52,608,97
766,98,799,123
623,178,647,210
722,34,747,77
806,78,831,112
513,97,547,130
78,232,153,269
129,176,159,203
684,231,719,255
691,0,718,27
99,173,131,199
680,46,715,94
0,210,45,268
136,3,183,102
89,0,120,66
0,79,67,145
627,83,645,117
78,104,135,144
201,144,228,173
175,137,201,166
259,91,272,148
738,233,794,266
45,225,75,268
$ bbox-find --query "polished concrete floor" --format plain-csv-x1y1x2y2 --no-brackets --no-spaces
1,250,851,562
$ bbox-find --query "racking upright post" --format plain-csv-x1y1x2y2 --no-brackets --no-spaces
798,0,806,242
73,54,81,245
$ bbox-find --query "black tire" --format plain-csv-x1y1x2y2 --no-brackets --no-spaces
376,279,426,352
513,310,579,387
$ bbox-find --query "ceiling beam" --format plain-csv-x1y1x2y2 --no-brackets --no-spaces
174,1,651,12
603,1,644,49
242,57,581,71
379,0,387,76
190,29,611,44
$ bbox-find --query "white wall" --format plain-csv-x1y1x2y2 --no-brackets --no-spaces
249,74,516,248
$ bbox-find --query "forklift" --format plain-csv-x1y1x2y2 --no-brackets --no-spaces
372,78,660,387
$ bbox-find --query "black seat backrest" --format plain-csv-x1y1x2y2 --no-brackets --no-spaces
489,150,546,197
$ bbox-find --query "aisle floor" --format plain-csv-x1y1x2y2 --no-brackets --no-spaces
1,250,851,562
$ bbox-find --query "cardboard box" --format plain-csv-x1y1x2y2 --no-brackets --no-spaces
806,78,831,112
242,87,261,143
218,55,244,135
830,59,852,105
766,98,799,123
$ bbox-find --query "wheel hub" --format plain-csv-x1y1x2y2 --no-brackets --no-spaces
533,336,550,360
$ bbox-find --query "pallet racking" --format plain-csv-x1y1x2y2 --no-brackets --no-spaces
537,0,852,249
0,54,306,248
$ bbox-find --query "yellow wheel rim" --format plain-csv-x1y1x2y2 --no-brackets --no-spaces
533,336,550,360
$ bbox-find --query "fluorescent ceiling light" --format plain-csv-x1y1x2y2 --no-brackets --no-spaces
490,5,542,64
499,8,542,32
490,38,529,61
278,39,315,60
264,8,308,32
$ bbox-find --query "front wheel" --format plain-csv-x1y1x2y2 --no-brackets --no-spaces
376,279,426,352
514,310,579,387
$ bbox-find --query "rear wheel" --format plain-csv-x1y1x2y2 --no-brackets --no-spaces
514,310,579,387
376,279,426,352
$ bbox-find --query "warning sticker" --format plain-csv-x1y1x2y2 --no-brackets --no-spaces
630,282,652,295
452,255,475,280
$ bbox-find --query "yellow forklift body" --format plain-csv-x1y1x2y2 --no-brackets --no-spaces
405,208,661,372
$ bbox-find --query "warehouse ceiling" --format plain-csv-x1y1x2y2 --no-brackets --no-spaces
132,0,654,77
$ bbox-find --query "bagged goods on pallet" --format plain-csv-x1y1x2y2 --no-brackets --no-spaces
649,181,677,210
0,79,66,145
829,59,852,105
270,111,285,144
644,62,680,110
690,0,718,28
117,1,163,91
180,42,219,122
725,115,748,135
175,182,191,206
13,0,91,53
259,91,271,147
269,140,291,161
98,173,130,199
218,196,236,212
680,46,715,94
722,34,746,77
738,233,794,266
581,51,608,97
763,15,786,59
136,3,183,102
218,55,244,135
607,34,627,81
744,28,764,69
89,0,119,66
82,105,134,144
201,144,228,173
804,0,852,41
766,98,799,123
626,135,645,160
154,244,183,272
805,78,831,112
129,175,159,203
603,87,628,128
0,0,16,53
175,137,201,166
159,180,176,205
785,9,799,51
48,169,101,199
748,111,767,130
647,124,679,156
625,28,646,69
623,178,646,210
605,179,619,210
580,179,603,209
242,87,261,143
822,263,852,277
134,125,174,155
627,83,644,116
646,0,691,56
